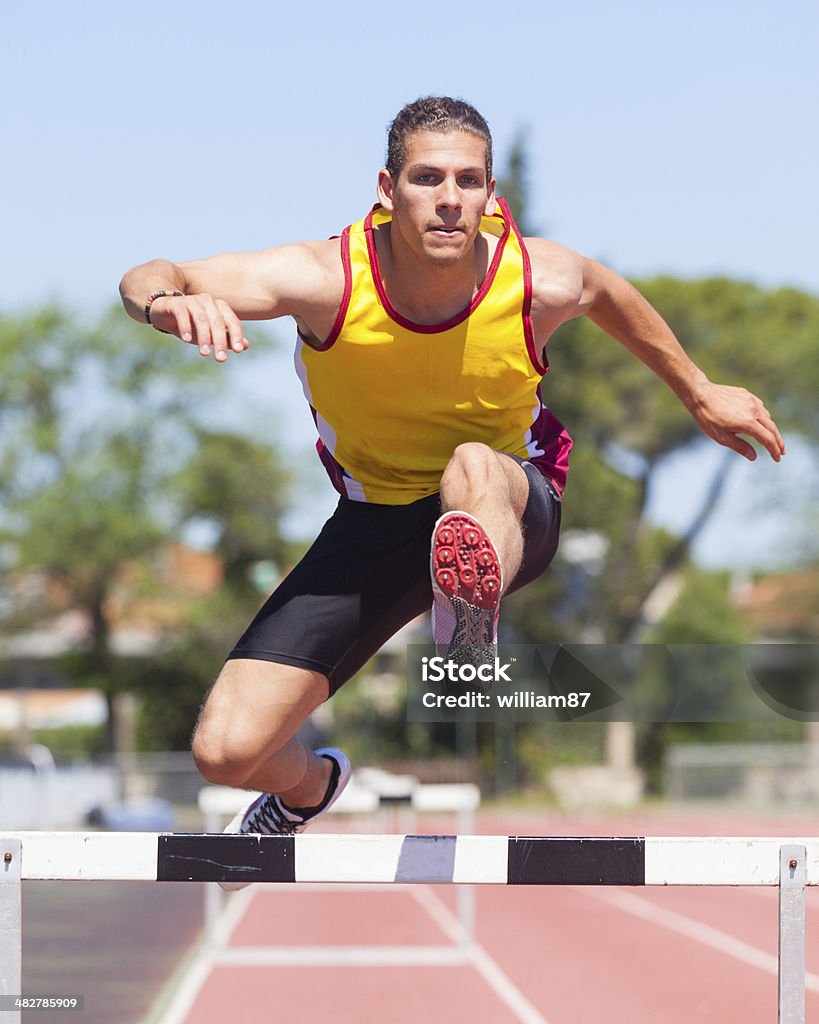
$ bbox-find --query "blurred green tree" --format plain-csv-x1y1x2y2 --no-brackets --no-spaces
509,276,819,647
496,127,540,237
174,429,291,594
0,306,292,752
134,429,293,750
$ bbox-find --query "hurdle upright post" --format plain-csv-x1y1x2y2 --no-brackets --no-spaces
410,783,480,949
0,838,22,1024
779,844,806,1024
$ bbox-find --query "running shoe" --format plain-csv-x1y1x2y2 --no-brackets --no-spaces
430,511,503,670
219,747,351,891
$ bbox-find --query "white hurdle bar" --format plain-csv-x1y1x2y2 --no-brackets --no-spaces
0,834,813,1024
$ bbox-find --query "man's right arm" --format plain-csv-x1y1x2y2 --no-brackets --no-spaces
119,241,340,362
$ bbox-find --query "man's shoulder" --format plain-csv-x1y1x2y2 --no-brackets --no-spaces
259,237,345,302
524,237,586,314
523,236,583,272
266,237,343,272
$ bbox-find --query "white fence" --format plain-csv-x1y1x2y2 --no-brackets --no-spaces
664,743,819,803
0,765,116,829
0,752,205,829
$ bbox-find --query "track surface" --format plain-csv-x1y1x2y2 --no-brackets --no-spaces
21,880,204,1024
148,808,819,1024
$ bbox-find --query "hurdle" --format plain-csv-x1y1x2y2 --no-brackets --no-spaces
0,834,814,1024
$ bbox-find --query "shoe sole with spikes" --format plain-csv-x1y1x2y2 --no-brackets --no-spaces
430,511,502,674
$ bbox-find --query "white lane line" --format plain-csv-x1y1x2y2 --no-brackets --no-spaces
155,881,550,1024
412,887,552,1024
150,947,216,1024
213,884,258,945
579,887,819,993
214,945,469,966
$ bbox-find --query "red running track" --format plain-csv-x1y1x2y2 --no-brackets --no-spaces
156,809,819,1024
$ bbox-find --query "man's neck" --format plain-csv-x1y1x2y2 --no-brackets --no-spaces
375,225,491,325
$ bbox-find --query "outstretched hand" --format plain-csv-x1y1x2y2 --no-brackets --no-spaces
149,293,249,363
689,381,786,462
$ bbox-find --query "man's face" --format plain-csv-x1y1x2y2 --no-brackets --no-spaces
377,130,496,267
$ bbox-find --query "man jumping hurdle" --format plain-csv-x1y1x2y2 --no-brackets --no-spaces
120,96,784,858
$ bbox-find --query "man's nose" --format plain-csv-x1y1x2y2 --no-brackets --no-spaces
436,178,461,209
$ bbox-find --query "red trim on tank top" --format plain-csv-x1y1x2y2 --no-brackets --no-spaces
363,204,511,334
499,197,548,377
297,227,352,352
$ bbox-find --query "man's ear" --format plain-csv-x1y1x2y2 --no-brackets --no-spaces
377,169,395,210
484,176,497,216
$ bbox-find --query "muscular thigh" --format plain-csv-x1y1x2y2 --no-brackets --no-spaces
196,658,329,766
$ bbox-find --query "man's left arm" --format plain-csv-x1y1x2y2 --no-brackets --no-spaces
540,249,786,463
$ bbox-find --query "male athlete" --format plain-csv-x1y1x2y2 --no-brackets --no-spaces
120,97,784,853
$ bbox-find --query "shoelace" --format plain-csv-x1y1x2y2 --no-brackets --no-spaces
243,795,301,836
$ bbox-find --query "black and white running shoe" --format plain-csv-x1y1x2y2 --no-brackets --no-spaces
219,747,351,891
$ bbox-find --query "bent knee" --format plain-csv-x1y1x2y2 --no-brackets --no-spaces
441,443,507,498
450,441,495,467
443,442,495,480
191,726,259,788
191,660,327,786
191,707,280,788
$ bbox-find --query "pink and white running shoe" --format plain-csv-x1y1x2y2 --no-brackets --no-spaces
430,511,503,667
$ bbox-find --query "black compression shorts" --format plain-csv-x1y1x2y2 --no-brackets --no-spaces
226,461,562,694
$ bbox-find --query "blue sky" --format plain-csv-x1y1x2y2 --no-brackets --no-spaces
3,0,817,567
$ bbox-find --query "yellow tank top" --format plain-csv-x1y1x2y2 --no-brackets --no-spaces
295,198,572,504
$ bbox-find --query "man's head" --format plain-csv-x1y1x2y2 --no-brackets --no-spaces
378,98,497,268
386,96,493,182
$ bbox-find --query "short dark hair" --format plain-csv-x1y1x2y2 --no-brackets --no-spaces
386,96,493,180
